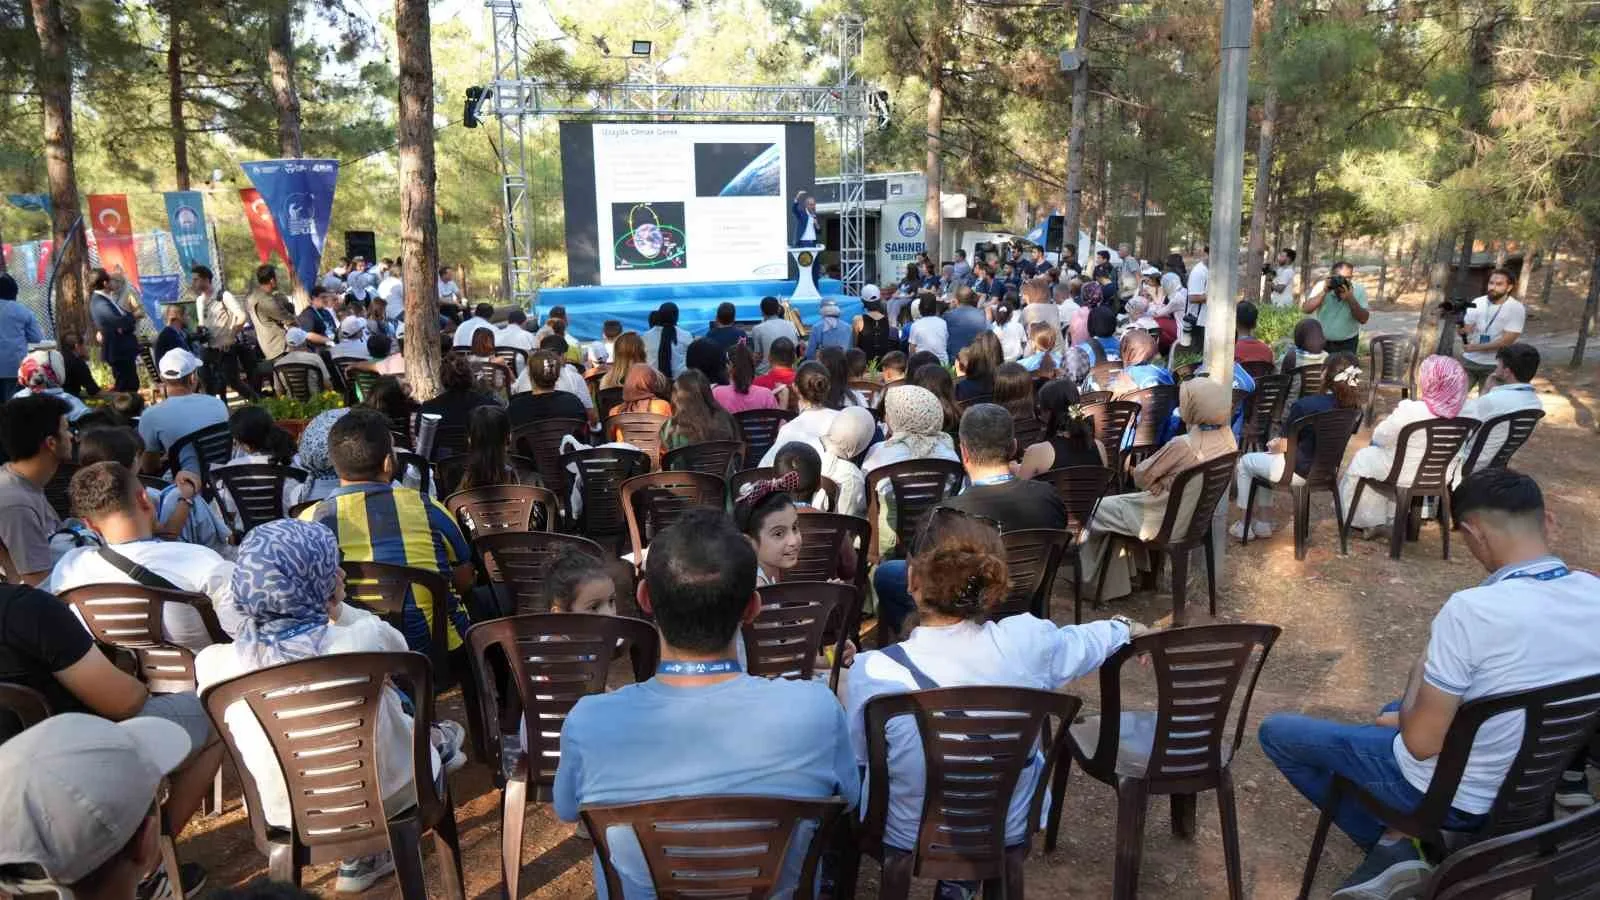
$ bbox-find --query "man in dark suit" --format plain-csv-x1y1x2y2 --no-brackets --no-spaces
792,189,822,285
88,267,140,391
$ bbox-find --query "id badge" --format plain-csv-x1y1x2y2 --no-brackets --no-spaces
1478,334,1491,345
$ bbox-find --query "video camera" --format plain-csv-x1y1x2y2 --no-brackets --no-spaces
1325,274,1351,294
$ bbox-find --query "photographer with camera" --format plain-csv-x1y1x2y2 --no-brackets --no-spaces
1184,245,1210,350
1301,260,1371,354
1267,247,1297,307
190,265,259,402
1456,267,1525,392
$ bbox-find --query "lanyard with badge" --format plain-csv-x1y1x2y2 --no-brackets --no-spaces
1477,299,1507,345
1496,561,1571,583
972,473,1015,487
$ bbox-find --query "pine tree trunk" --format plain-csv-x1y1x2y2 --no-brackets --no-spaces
397,0,442,400
1516,242,1538,300
1376,239,1388,304
1452,228,1476,302
1243,85,1278,306
923,67,944,264
1573,238,1600,369
1540,243,1560,306
1061,0,1091,257
1135,167,1149,260
1416,233,1452,355
1297,171,1317,299
267,1,303,159
167,0,190,190
30,0,87,342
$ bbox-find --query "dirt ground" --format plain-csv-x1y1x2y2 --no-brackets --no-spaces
174,271,1600,899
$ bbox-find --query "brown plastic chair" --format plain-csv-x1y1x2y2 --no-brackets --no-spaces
339,561,457,685
560,447,652,551
1419,803,1600,900
865,458,965,563
1298,671,1600,899
746,581,862,693
510,417,589,513
596,384,624,416
663,439,745,479
271,362,324,401
1240,373,1294,452
471,360,515,401
164,421,236,488
792,511,869,586
58,584,224,693
1241,408,1362,560
957,392,994,412
991,528,1070,621
444,484,557,540
1079,390,1113,406
1119,384,1180,473
1080,399,1140,464
850,379,882,408
1091,452,1238,625
199,651,464,900
734,408,796,464
1011,415,1045,458
842,686,1082,900
1057,623,1281,900
463,613,657,900
620,471,727,565
1339,417,1477,560
473,531,606,615
1292,362,1327,404
1366,334,1419,425
1241,359,1277,382
428,425,472,462
211,464,309,536
584,795,847,900
731,466,841,511
1032,465,1118,622
605,411,669,459
0,682,51,743
1460,408,1545,476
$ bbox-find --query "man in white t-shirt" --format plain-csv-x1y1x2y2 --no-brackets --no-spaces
1459,343,1543,477
1270,247,1298,307
46,461,238,651
1457,267,1526,391
1260,468,1600,899
1185,244,1209,349
376,269,403,308
452,302,496,348
495,309,538,370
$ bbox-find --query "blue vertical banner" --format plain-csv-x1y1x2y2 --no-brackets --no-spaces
162,191,213,275
239,158,340,293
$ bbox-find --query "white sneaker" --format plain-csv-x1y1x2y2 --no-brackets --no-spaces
433,720,468,775
336,851,395,893
1229,520,1248,540
1252,520,1274,538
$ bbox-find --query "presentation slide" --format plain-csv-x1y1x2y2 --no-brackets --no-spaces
560,121,816,286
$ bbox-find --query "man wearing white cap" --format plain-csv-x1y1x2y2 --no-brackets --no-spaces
0,713,193,900
272,327,332,393
330,314,374,361
137,349,229,478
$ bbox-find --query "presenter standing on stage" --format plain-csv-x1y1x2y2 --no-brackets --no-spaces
793,189,822,286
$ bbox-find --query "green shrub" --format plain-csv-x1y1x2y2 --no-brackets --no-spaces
254,390,345,421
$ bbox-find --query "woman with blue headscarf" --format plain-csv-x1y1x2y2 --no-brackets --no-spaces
194,519,466,893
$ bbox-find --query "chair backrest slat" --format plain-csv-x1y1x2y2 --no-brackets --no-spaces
1461,408,1544,475
339,562,454,680
865,459,966,561
511,418,589,502
605,412,669,460
1080,399,1139,461
1382,417,1478,489
1033,465,1117,534
991,528,1069,620
1423,804,1600,900
0,682,52,742
790,512,869,585
752,582,862,693
560,447,652,537
663,440,745,480
213,464,310,533
444,484,557,539
620,471,727,562
166,421,236,484
733,409,796,464
1288,408,1363,489
474,531,606,614
59,583,215,693
1121,384,1180,457
1243,374,1294,450
1153,452,1239,547
1371,334,1420,386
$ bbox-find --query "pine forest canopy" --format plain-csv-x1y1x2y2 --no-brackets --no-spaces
0,0,1595,353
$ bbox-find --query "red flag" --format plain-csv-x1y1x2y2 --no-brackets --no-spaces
240,187,290,264
35,241,53,283
87,194,140,284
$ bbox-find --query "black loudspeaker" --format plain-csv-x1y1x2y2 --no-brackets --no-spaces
344,231,377,264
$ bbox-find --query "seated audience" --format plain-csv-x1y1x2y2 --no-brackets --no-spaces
292,408,350,502
734,472,806,586
496,308,538,366
1075,305,1122,365
1280,316,1329,375
297,409,476,652
466,324,498,365
752,336,799,396
330,316,372,361
908,362,962,440
553,509,859,898
1016,380,1105,479
420,354,501,435
138,349,230,476
705,302,747,353
846,347,871,382
600,331,645,392
368,334,406,376
1231,353,1362,540
455,406,526,493
874,404,1066,637
523,334,597,423
77,426,228,553
991,361,1036,423
684,337,729,386
906,293,949,364
1259,469,1600,899
879,350,908,390
1080,378,1236,601
1018,321,1062,375
750,296,800,372
0,394,70,582
1233,301,1276,366
608,363,672,419
758,362,839,466
59,332,101,399
509,350,588,430
712,342,779,414
196,520,466,894
48,461,236,650
643,301,692,378
661,370,739,452
1102,328,1174,395
1120,295,1158,335
0,714,193,900
806,300,853,357
1459,342,1543,473
954,331,1002,402
991,304,1027,362
846,511,1143,891
543,550,618,615
453,302,496,347
863,385,960,560
819,407,874,518
272,328,333,392
1340,355,1469,536
16,344,90,421
211,406,304,526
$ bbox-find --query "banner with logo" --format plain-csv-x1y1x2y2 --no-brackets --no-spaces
877,198,927,286
239,187,289,266
87,193,141,284
240,159,339,292
163,191,212,275
138,274,182,319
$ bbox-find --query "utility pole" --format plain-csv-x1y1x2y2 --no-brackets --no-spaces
1204,0,1252,385
1061,0,1092,266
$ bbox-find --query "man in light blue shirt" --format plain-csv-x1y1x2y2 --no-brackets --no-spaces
0,274,43,401
137,349,229,477
942,286,989,360
554,508,858,899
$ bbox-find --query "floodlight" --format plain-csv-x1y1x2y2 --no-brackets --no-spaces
631,40,653,57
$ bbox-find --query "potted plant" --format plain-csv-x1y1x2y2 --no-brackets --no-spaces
257,391,345,441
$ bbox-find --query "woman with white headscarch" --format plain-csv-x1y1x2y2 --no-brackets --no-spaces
863,384,961,557
820,406,874,518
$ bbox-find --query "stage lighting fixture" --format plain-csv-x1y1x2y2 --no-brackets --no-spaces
631,39,653,57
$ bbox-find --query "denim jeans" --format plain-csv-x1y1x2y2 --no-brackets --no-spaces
1258,701,1484,851
873,561,913,635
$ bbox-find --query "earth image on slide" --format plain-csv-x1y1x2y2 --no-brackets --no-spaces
718,144,781,197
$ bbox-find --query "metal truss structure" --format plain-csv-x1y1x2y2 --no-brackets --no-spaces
485,0,873,308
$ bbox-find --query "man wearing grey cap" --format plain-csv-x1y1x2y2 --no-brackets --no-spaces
0,713,192,900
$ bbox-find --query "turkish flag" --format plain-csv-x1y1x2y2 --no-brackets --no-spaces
35,241,53,283
87,194,140,283
240,187,290,264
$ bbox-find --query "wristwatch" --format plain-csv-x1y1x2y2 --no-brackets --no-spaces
1110,614,1136,633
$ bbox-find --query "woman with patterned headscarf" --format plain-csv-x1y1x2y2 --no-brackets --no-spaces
862,384,961,557
292,407,351,501
1080,378,1237,602
1339,354,1470,534
16,342,90,420
193,519,467,893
